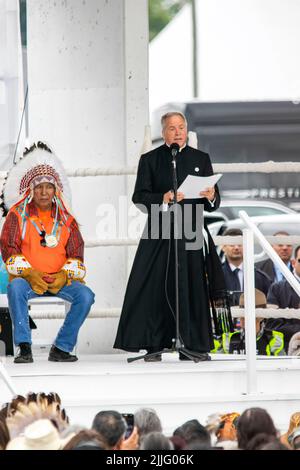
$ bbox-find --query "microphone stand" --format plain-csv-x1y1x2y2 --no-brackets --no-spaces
128,144,210,363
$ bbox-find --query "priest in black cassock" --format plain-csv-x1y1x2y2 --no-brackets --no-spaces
114,112,230,361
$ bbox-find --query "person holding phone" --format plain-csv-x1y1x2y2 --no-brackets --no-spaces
92,410,138,450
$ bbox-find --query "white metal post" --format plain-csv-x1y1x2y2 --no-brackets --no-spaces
240,211,300,298
243,228,257,393
0,362,17,396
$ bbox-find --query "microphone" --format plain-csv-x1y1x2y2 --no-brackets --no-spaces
170,143,180,168
170,142,180,158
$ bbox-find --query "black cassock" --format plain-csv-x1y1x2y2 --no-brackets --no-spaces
114,144,226,353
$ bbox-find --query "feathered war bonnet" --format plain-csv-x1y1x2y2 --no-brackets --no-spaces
0,142,72,219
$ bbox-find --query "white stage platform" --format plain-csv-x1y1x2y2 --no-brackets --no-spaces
1,353,300,434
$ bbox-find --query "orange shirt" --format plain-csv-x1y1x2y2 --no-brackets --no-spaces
12,207,72,273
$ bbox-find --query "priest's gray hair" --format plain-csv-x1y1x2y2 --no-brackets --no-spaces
161,112,187,130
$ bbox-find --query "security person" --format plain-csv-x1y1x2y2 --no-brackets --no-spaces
211,289,285,356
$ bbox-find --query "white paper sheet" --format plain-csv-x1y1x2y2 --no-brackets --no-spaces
178,173,222,199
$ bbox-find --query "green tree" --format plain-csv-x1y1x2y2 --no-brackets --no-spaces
149,0,189,41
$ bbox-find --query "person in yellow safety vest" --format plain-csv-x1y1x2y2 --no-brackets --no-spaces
211,289,285,356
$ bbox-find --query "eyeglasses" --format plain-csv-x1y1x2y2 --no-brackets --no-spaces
40,230,46,247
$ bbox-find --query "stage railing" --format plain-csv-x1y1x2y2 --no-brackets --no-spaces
239,211,300,393
1,160,300,180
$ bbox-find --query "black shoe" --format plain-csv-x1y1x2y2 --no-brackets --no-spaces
144,354,162,362
144,349,162,362
179,352,211,361
48,345,78,362
14,343,33,364
198,353,211,361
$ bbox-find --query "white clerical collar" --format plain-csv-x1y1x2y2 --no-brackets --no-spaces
229,262,243,272
165,143,186,152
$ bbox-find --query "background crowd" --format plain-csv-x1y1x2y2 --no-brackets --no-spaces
0,391,300,450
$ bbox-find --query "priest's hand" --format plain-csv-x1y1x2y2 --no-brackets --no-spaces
199,186,215,201
163,190,185,203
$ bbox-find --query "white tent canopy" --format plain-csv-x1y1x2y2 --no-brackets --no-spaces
149,0,300,114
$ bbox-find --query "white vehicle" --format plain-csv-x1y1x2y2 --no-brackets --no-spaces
208,213,300,238
204,199,295,227
204,210,228,226
208,213,300,261
219,199,296,220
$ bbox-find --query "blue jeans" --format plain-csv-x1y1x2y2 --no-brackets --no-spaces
7,278,95,352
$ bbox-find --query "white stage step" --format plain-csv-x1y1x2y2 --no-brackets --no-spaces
0,353,299,435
